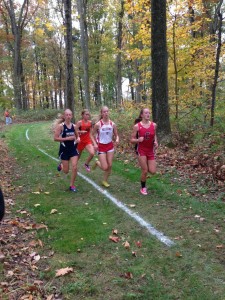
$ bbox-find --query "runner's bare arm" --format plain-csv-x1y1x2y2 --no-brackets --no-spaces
130,124,144,143
153,123,158,149
113,123,119,144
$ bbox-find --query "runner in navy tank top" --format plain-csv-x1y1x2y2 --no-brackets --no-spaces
54,109,80,192
131,108,158,195
92,106,119,188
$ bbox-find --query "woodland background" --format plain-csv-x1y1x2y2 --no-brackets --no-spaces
0,0,224,133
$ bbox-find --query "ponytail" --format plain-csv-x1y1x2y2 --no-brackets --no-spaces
134,109,144,124
52,113,65,132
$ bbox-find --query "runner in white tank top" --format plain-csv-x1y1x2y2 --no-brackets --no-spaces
98,120,114,144
93,106,119,188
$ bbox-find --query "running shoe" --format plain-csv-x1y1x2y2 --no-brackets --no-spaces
69,186,77,192
84,163,91,172
57,163,62,172
102,181,110,188
140,187,148,195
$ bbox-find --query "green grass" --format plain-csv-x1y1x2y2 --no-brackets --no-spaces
2,121,225,299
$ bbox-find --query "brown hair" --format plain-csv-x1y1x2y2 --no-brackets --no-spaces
81,109,90,116
134,108,144,124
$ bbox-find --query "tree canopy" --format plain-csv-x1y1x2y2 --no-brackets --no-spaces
0,0,224,134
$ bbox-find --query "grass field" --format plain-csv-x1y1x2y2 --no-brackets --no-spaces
2,121,225,299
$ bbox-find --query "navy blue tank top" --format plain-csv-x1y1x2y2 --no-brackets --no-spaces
60,123,76,149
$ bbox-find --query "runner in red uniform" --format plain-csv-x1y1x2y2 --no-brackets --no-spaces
92,106,119,187
131,108,158,195
76,109,97,172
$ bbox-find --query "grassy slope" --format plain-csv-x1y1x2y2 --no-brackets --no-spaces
3,121,225,300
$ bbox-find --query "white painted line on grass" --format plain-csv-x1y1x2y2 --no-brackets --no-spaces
26,128,175,247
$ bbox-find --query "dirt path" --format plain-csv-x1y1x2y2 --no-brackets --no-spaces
0,132,61,300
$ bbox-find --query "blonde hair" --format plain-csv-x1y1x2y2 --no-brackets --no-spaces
52,109,73,131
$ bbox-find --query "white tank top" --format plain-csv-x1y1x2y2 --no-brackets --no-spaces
98,120,114,144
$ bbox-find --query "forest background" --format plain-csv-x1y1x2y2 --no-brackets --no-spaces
0,0,224,182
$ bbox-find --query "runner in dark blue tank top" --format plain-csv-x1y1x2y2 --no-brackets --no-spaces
59,123,78,159
54,109,80,192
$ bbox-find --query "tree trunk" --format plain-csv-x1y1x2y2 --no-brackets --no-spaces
77,0,90,109
59,67,63,109
115,0,124,107
210,8,222,127
2,0,30,110
13,34,23,109
172,16,179,119
151,0,171,140
63,0,75,113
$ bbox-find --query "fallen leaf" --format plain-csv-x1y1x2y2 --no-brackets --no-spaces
109,236,120,243
34,204,40,207
123,241,130,249
34,254,41,261
174,236,183,240
38,239,43,247
216,245,224,249
55,267,74,277
50,209,58,214
33,223,48,231
132,251,137,257
112,229,118,235
135,241,142,248
175,251,182,257
44,192,50,195
129,204,136,208
124,272,133,279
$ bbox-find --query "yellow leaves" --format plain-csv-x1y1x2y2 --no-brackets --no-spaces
45,22,54,32
35,28,45,37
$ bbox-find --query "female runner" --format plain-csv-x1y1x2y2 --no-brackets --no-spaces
54,109,80,192
131,108,158,195
76,109,97,172
92,106,119,187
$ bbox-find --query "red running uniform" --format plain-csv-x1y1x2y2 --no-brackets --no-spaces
77,120,92,152
137,122,155,160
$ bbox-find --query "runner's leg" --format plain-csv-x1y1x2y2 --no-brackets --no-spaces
85,144,95,165
70,156,79,187
103,151,114,182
